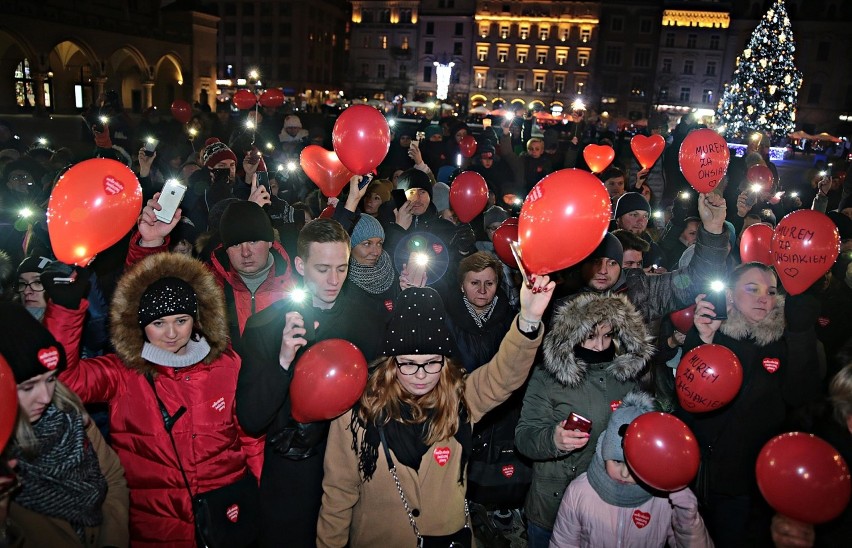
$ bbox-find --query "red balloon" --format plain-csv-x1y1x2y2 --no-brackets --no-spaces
583,144,615,174
518,169,611,275
170,99,192,124
624,412,701,492
675,344,743,413
492,217,519,267
233,89,257,110
332,105,391,175
290,339,368,423
746,165,774,192
47,159,143,266
259,88,285,108
319,204,336,219
771,210,840,295
678,129,730,193
0,354,17,452
449,171,488,223
670,304,696,333
459,135,477,158
300,145,355,198
756,432,851,524
740,223,774,265
631,134,666,169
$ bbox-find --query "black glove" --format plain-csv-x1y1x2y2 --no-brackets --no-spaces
41,263,92,310
450,223,476,253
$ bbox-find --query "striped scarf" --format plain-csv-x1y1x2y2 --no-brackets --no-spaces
462,295,498,328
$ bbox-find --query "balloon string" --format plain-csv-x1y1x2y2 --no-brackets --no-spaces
252,101,258,145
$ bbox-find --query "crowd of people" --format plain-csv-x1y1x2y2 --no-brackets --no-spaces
0,95,851,548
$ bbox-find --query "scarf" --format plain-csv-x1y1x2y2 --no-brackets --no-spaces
239,253,275,295
348,251,395,295
572,344,616,365
586,436,652,508
141,336,211,368
12,405,107,540
462,294,498,329
351,402,471,484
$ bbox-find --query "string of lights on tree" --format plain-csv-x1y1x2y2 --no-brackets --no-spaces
717,0,802,141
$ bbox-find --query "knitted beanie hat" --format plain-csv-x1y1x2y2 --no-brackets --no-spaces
137,277,198,327
383,287,454,357
600,391,657,461
219,201,274,248
398,169,433,199
17,254,54,278
587,232,624,264
614,192,651,219
350,214,385,248
432,182,450,212
0,301,67,383
201,138,237,169
483,206,509,229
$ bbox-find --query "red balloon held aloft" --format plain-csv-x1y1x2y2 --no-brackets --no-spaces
756,432,851,524
0,354,17,452
48,159,143,266
332,105,391,175
771,209,840,295
449,171,488,223
678,129,730,194
746,165,774,192
459,135,477,158
300,145,355,198
669,304,696,334
630,134,666,169
233,89,257,110
170,99,192,124
583,144,615,174
492,218,519,268
290,339,368,423
518,169,611,275
259,88,285,108
740,223,774,265
676,344,743,413
623,412,700,492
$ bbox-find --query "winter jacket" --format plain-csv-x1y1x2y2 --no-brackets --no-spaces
7,420,130,548
549,474,712,548
50,253,264,547
316,319,544,547
444,288,515,373
516,293,654,530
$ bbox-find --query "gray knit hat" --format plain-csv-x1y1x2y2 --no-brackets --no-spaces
600,391,657,461
350,214,384,248
483,206,510,229
432,182,450,212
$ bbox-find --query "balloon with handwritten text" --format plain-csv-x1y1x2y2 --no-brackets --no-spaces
676,344,743,413
771,210,840,295
678,129,730,194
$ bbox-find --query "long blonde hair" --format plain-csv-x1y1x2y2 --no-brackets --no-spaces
359,356,468,445
13,381,87,458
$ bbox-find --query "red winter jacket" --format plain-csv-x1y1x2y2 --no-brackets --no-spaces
50,252,263,547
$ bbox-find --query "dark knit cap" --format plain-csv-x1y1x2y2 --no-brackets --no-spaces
586,232,624,264
397,169,433,199
138,277,198,327
17,254,54,278
201,138,237,169
827,210,852,241
614,192,651,219
219,200,274,247
479,144,496,159
0,302,67,383
425,125,443,139
383,287,454,357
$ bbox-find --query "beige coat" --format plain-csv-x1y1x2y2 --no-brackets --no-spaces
7,420,130,548
317,318,543,547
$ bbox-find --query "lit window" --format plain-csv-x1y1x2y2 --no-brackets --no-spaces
556,50,568,66
520,25,529,40
534,73,545,92
577,51,589,67
517,49,528,63
500,25,509,39
536,50,547,64
498,48,508,63
554,75,565,93
540,27,549,40
580,28,591,43
478,47,488,62
516,74,525,91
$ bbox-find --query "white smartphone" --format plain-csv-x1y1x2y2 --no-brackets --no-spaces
156,179,187,223
143,137,159,156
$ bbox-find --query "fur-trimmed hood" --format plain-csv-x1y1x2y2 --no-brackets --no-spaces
544,293,654,387
719,294,785,346
110,252,228,375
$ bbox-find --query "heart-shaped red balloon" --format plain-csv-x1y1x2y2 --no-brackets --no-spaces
583,144,615,174
459,135,477,158
678,129,730,193
170,99,192,124
47,159,143,266
492,218,519,268
519,169,611,275
624,412,700,492
259,88,285,108
233,89,257,110
300,145,355,198
669,304,696,333
630,134,666,169
771,210,840,295
449,171,488,223
676,344,743,413
290,339,368,423
0,354,17,451
740,223,774,265
332,105,391,175
757,432,851,524
746,165,774,192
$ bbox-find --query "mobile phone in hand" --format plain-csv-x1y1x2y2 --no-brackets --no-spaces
256,171,271,193
563,412,592,433
211,167,231,185
391,188,408,210
143,137,159,157
705,283,728,320
156,179,187,224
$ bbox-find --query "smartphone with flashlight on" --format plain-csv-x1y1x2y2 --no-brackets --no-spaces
391,188,409,210
705,280,728,320
155,179,187,224
144,137,159,157
563,412,592,433
406,251,429,288
92,115,109,134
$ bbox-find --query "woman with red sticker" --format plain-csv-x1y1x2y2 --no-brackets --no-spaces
317,275,555,547
678,262,823,546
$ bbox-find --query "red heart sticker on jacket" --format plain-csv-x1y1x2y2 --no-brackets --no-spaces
610,400,622,412
384,300,394,312
226,504,239,523
37,347,60,370
432,243,444,254
103,176,125,195
763,357,780,373
632,509,651,529
433,447,451,466
501,464,515,478
817,317,830,327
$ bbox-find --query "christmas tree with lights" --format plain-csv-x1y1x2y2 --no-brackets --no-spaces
717,0,802,140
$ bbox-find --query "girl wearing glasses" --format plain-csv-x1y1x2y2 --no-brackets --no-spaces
15,255,53,320
317,276,555,547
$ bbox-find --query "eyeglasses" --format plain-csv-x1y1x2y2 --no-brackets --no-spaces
17,280,44,292
394,356,445,376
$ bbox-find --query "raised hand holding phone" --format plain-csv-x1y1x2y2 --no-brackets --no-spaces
138,192,182,246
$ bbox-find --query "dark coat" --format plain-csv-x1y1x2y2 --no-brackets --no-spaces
444,289,514,373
